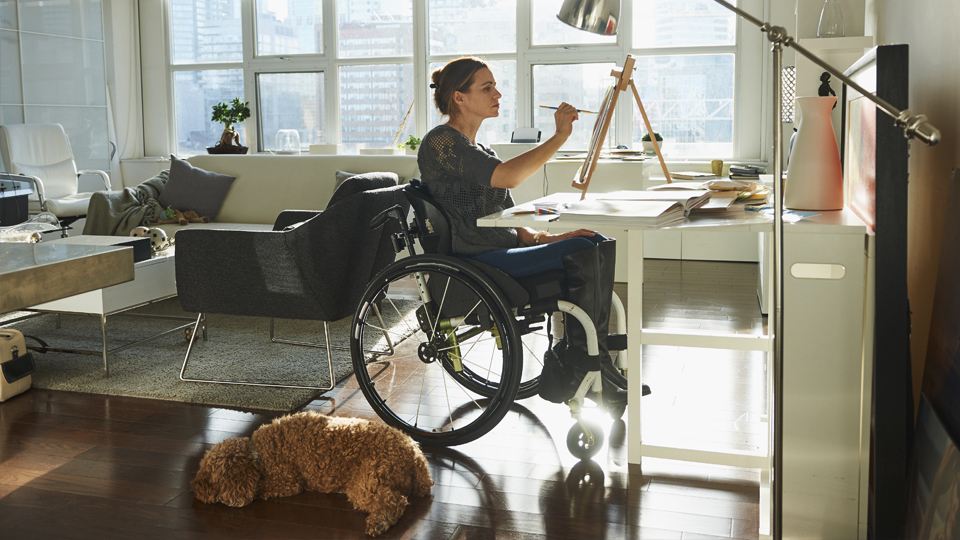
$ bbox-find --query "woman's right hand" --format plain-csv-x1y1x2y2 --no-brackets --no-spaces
554,102,579,140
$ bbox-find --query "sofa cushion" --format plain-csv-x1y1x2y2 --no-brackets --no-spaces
158,155,236,220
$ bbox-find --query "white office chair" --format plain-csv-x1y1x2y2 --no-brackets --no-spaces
0,123,112,223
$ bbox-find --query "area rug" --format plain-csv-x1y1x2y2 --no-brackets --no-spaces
2,297,417,411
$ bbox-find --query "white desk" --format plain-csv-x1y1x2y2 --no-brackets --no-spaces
479,193,873,539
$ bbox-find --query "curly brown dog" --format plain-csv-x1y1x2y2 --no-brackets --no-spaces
191,411,433,536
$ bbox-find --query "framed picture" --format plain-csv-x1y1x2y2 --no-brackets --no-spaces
906,394,960,539
921,167,960,443
840,44,912,534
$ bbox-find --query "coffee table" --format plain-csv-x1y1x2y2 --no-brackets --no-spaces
6,236,201,376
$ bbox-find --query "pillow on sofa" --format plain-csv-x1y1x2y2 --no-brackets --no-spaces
327,172,400,209
158,155,236,221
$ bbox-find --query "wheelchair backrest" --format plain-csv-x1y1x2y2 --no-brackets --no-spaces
404,179,452,255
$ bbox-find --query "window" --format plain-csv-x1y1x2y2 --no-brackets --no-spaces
629,0,738,157
1,0,111,175
171,0,243,64
258,72,325,150
532,63,617,150
532,0,615,46
150,0,763,160
174,69,244,153
339,64,414,149
428,0,516,55
256,0,323,56
337,0,412,58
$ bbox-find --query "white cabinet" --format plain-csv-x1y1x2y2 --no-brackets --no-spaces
780,210,872,539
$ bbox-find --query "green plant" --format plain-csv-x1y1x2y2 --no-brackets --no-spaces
399,135,422,150
211,98,251,147
640,131,663,142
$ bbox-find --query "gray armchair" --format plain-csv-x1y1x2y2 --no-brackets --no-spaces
174,175,408,390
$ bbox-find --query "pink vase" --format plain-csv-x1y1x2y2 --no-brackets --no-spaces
784,96,843,211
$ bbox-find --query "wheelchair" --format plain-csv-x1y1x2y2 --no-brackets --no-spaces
350,179,630,459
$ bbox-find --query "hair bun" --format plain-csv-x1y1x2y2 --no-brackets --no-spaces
429,83,437,88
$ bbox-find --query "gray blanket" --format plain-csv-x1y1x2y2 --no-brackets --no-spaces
82,170,169,236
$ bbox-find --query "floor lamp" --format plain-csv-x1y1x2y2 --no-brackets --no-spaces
709,1,942,539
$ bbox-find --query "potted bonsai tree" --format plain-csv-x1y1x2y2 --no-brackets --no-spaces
641,131,663,153
208,98,251,154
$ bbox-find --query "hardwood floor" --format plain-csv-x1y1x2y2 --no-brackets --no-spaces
0,259,763,539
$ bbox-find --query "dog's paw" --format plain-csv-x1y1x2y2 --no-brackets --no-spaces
365,514,393,537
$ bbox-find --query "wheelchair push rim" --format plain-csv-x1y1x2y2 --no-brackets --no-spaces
351,256,523,446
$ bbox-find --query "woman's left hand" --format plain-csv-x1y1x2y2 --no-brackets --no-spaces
539,229,597,244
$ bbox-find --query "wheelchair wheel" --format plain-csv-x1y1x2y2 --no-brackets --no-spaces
460,316,545,400
351,256,522,447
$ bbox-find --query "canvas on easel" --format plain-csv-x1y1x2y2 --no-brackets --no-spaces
572,55,673,200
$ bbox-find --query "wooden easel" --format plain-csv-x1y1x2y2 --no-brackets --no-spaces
572,55,672,199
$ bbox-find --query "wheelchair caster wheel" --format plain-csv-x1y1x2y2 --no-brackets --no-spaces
566,420,604,459
607,402,626,420
184,328,193,341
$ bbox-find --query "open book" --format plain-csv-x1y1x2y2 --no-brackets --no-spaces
560,199,686,226
595,190,711,211
560,190,710,226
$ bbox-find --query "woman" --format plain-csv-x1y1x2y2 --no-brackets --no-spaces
418,57,635,407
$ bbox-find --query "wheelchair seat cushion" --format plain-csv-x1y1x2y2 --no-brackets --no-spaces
463,259,564,309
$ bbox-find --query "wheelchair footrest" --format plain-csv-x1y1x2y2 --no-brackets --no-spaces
607,334,627,351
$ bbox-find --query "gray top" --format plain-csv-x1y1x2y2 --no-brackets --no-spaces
418,124,520,256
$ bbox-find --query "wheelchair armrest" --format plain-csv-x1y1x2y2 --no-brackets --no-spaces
77,169,111,191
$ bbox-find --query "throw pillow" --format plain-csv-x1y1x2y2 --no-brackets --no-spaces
158,155,236,221
327,172,399,209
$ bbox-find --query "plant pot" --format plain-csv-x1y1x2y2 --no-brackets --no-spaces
642,141,664,153
405,147,419,156
206,145,249,155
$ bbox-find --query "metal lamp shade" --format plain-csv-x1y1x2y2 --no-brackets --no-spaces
557,0,621,35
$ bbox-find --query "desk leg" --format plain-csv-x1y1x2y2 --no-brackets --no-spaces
627,229,644,468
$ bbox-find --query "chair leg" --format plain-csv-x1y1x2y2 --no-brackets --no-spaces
268,303,395,356
178,313,336,390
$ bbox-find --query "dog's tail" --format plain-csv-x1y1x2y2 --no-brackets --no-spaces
411,452,433,498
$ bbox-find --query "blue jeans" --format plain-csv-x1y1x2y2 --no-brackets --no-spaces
468,234,608,278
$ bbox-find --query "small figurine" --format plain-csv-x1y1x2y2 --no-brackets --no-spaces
819,72,837,109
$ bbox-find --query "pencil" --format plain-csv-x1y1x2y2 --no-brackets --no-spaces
539,105,597,114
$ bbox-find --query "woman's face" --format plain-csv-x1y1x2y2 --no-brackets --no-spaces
453,67,501,121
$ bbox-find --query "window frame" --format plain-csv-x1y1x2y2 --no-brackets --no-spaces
142,0,768,161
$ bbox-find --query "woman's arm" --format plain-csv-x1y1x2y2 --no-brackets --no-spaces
516,226,598,246
491,104,579,189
